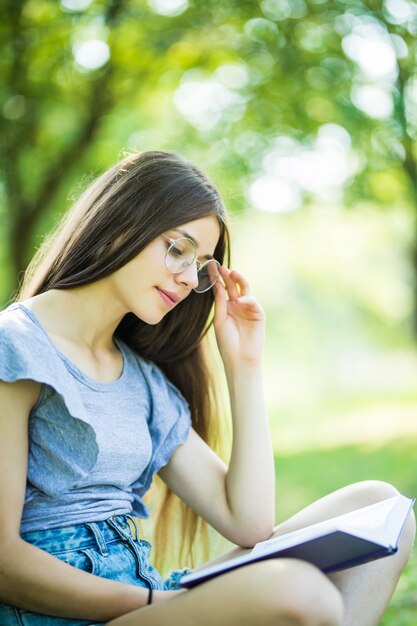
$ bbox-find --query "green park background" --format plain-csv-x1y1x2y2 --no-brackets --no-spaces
2,0,417,622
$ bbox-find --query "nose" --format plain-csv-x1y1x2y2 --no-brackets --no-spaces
175,261,199,290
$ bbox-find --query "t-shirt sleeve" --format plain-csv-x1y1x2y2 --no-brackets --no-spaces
131,360,192,502
0,305,99,494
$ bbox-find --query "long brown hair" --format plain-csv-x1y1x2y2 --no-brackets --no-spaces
17,150,231,569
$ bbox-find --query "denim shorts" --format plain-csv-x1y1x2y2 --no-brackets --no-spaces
0,514,191,626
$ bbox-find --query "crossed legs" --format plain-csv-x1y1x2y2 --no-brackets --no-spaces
108,481,415,626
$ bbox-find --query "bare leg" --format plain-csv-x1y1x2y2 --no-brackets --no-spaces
106,481,413,626
107,559,343,626
194,481,415,626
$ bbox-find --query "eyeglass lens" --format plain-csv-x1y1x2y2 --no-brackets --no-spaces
164,236,220,293
165,237,197,273
194,260,220,293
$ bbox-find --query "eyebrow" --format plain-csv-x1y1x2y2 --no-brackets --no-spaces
171,228,214,261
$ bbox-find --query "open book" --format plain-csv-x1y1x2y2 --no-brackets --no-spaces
180,494,415,588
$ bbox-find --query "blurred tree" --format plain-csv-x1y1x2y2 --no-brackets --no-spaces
1,0,416,319
1,0,128,293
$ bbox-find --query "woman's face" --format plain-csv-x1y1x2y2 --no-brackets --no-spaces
109,214,221,324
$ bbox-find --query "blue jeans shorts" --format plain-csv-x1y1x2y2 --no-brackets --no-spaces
0,514,191,626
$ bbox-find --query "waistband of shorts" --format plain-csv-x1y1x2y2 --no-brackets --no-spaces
20,514,142,554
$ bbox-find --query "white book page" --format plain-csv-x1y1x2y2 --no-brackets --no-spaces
251,495,409,557
342,494,414,547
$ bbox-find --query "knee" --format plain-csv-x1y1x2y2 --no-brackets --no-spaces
344,481,415,571
346,479,403,509
244,559,344,626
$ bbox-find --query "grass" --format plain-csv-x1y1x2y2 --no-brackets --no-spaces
274,436,417,626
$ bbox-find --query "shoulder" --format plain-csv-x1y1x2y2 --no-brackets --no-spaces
0,302,34,335
0,303,57,382
0,303,32,350
0,303,48,350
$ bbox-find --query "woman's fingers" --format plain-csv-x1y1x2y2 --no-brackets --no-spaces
219,267,250,301
227,296,266,321
213,278,228,320
230,270,251,297
219,266,239,301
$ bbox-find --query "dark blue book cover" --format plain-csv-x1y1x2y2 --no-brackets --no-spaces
180,494,415,588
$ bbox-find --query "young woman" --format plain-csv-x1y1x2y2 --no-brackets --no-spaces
0,151,414,626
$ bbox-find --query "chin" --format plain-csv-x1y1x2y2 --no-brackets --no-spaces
133,309,168,325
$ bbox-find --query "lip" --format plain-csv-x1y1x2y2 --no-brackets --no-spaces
156,287,181,307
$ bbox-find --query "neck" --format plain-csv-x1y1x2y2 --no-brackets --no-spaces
22,280,127,352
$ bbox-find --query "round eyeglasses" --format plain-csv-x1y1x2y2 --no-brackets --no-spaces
162,234,221,293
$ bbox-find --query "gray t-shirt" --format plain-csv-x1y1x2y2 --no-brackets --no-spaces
0,303,191,533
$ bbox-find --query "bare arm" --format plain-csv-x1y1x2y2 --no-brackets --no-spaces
159,268,275,547
0,380,173,621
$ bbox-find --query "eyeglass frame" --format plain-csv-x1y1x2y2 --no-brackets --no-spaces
161,234,221,293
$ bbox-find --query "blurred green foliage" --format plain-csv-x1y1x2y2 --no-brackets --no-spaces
1,0,417,299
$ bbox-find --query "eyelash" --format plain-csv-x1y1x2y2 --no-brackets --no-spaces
165,239,211,267
170,245,185,257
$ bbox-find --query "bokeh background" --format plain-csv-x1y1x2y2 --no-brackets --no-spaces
2,0,417,622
